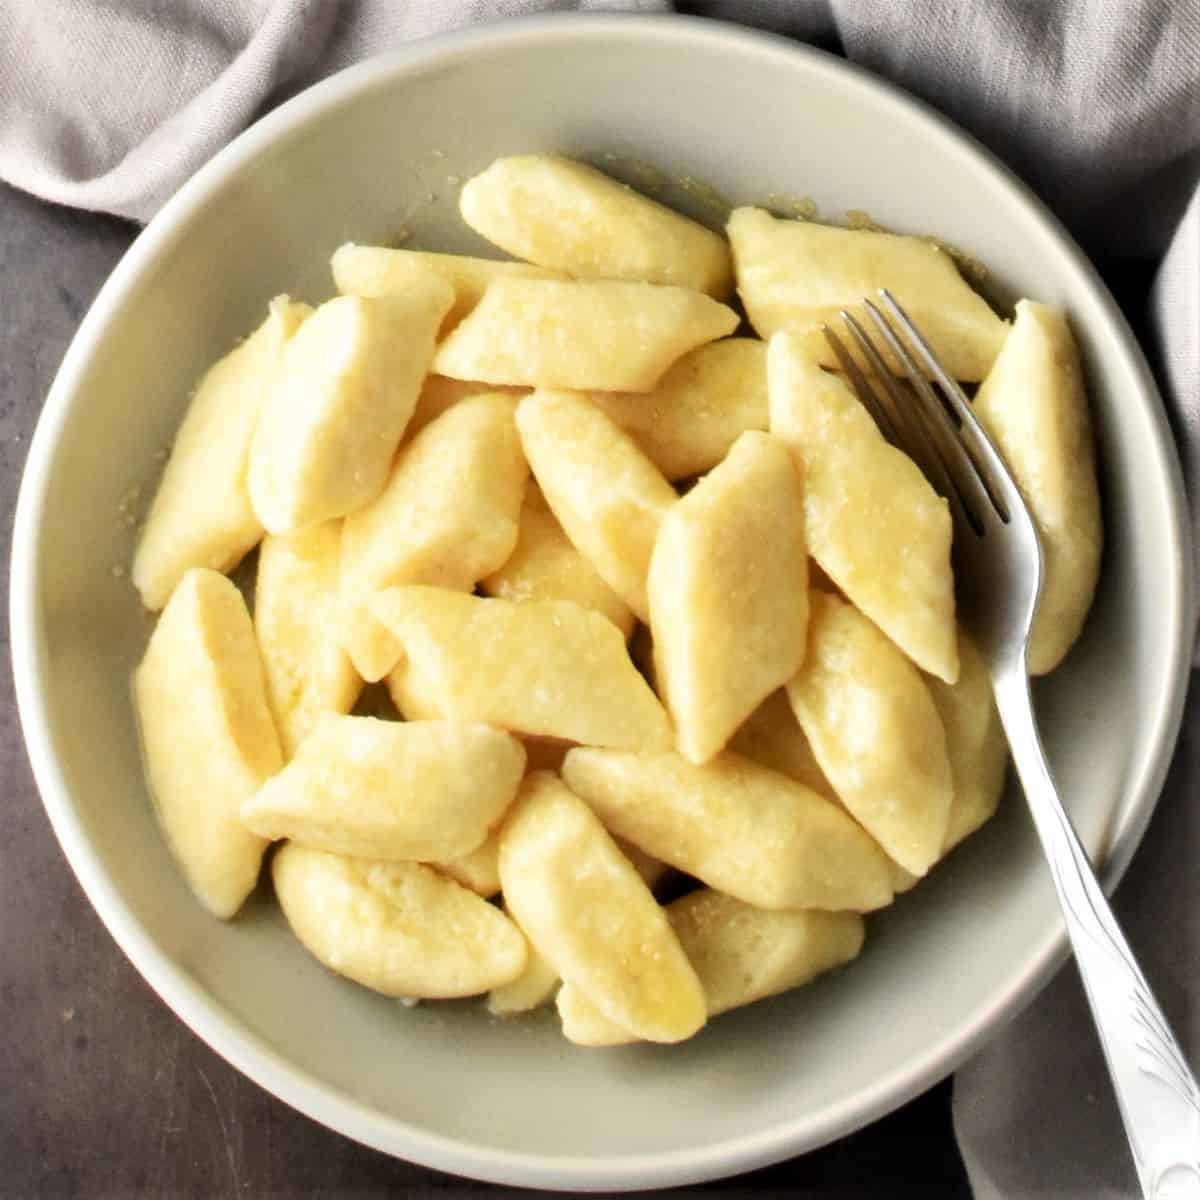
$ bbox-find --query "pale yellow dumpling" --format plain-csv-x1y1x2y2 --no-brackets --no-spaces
730,688,835,798
331,242,560,332
438,827,503,898
273,845,526,999
973,300,1102,674
481,485,635,639
487,930,561,1016
498,771,706,1043
370,587,672,751
927,631,1009,853
255,522,361,757
133,296,309,611
241,715,525,863
405,374,529,440
249,283,453,533
786,591,953,877
587,338,769,481
516,390,678,621
339,393,528,681
383,656,444,722
561,747,895,912
460,154,733,298
433,277,738,393
649,431,808,763
558,892,864,1045
728,206,1007,381
768,330,959,684
487,839,670,1018
133,568,281,918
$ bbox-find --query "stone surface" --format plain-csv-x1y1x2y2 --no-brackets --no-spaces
0,178,972,1197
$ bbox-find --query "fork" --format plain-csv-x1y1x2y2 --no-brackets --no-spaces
825,292,1200,1200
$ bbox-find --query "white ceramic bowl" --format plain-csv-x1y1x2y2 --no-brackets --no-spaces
11,14,1193,1192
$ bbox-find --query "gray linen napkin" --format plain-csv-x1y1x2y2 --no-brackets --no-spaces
2,2,1198,1196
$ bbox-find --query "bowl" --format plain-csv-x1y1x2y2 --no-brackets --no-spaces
11,13,1192,1191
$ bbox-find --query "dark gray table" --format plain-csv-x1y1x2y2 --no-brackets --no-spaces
0,178,977,1199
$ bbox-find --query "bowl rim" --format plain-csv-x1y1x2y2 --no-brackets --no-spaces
10,11,1194,1192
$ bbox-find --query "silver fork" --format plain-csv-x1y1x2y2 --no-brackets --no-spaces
826,292,1200,1200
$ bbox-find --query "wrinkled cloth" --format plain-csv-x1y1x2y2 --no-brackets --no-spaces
2,3,1198,1196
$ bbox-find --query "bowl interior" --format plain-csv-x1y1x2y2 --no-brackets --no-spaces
13,16,1190,1191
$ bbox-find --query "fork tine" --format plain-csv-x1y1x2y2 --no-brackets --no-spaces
821,324,902,447
876,289,1015,522
835,310,961,509
860,298,998,531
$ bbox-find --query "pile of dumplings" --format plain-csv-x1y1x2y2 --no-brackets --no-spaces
130,154,1101,1045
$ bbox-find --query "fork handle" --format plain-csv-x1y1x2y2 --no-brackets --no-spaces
993,669,1200,1198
